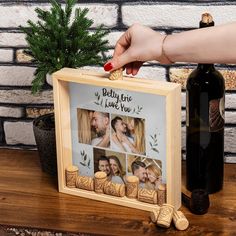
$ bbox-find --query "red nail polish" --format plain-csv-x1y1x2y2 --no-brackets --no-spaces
104,62,113,71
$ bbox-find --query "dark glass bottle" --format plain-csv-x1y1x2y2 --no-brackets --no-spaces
186,13,225,194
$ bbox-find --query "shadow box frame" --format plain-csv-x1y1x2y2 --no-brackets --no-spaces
53,68,182,212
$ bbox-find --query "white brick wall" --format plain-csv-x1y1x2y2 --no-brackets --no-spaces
80,4,118,27
0,106,24,118
225,128,236,153
0,5,48,28
225,112,236,124
122,4,236,28
0,4,118,28
181,93,186,107
106,31,124,47
133,66,166,81
225,155,236,164
0,49,13,62
225,93,236,109
0,33,27,47
0,66,35,86
4,121,36,145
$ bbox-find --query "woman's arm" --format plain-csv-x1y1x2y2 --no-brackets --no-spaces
104,22,236,75
121,135,139,154
165,22,236,64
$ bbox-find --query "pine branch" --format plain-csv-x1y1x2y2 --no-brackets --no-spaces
20,0,109,93
32,66,48,94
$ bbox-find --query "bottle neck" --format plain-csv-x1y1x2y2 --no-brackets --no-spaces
197,63,215,71
197,16,215,72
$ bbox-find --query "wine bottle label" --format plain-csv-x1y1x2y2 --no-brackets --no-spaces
209,97,225,132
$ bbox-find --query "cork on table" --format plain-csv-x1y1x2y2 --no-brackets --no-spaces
0,149,235,236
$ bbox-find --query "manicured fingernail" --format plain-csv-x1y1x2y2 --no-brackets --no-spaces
104,62,113,71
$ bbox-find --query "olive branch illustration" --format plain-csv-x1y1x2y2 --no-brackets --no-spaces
94,92,103,107
132,105,143,115
149,134,159,153
79,150,91,169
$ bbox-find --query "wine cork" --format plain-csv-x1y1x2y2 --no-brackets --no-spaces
76,176,94,191
172,210,189,231
157,204,174,228
65,165,79,188
150,208,160,223
138,188,158,204
103,181,126,197
126,176,139,198
157,184,166,206
109,68,123,80
94,171,107,193
202,13,213,24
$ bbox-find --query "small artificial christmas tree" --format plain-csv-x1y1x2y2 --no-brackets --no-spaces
21,0,110,93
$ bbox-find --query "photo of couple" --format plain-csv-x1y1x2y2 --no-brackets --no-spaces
94,148,126,184
128,156,162,190
93,148,163,190
77,108,145,155
77,109,110,148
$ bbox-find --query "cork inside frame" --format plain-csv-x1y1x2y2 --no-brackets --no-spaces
53,68,181,212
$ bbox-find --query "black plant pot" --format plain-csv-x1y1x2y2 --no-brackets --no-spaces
33,113,57,176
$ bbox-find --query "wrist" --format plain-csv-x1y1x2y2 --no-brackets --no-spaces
159,34,174,64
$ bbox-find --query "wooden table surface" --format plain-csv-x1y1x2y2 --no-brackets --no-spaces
0,149,235,235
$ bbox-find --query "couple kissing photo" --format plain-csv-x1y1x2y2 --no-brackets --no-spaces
77,108,145,155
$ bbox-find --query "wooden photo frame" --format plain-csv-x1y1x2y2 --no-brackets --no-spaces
53,68,181,212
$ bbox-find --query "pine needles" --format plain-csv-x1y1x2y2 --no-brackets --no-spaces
21,0,109,94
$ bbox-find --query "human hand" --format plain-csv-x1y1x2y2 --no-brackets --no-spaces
120,134,130,144
104,23,171,75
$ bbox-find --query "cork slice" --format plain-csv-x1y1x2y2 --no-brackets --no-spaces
158,184,166,191
126,175,139,183
109,68,123,80
119,184,126,197
66,165,79,172
202,13,213,24
95,171,107,179
150,209,159,223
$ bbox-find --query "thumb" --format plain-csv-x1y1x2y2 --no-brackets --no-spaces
104,50,132,72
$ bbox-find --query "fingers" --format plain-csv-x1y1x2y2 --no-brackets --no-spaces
103,24,144,75
113,30,131,58
131,61,143,75
104,49,133,72
125,63,133,75
125,61,143,76
104,30,133,72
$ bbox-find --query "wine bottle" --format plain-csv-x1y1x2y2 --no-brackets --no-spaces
186,13,225,194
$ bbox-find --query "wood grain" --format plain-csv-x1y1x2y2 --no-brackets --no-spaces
0,149,235,235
